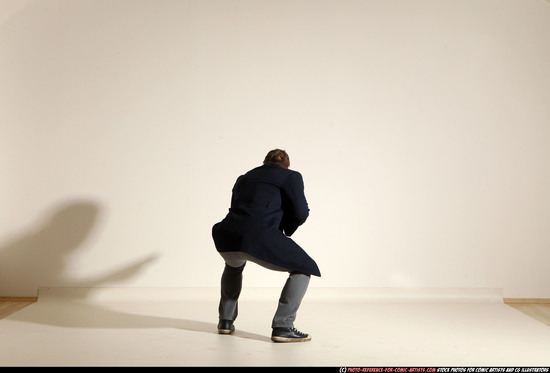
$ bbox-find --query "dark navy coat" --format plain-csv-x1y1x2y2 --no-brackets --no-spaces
212,163,321,276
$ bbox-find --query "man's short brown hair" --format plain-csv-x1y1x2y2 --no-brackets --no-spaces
263,149,290,168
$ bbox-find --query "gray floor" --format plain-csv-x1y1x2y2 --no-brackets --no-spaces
1,287,550,367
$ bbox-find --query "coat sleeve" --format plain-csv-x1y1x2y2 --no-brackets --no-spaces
279,171,309,237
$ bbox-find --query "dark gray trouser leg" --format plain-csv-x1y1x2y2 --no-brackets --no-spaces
218,262,246,321
218,252,311,327
271,273,310,328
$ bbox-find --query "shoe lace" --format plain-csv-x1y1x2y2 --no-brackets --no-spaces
290,327,307,337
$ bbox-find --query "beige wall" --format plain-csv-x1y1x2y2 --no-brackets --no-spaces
1,0,549,297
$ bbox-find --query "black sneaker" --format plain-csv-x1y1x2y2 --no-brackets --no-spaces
271,327,312,343
217,319,235,334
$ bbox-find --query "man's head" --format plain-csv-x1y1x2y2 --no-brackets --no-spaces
263,149,290,168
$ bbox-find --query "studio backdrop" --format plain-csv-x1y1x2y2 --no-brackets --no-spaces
1,0,549,298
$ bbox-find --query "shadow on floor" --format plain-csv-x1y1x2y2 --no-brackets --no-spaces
7,300,271,343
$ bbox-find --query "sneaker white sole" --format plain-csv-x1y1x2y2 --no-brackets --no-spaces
271,335,312,343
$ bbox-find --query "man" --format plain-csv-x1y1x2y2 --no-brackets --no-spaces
212,149,321,342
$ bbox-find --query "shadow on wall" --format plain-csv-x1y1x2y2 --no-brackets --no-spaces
0,200,157,297
1,201,268,341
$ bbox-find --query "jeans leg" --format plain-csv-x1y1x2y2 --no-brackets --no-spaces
272,273,310,328
218,262,246,321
